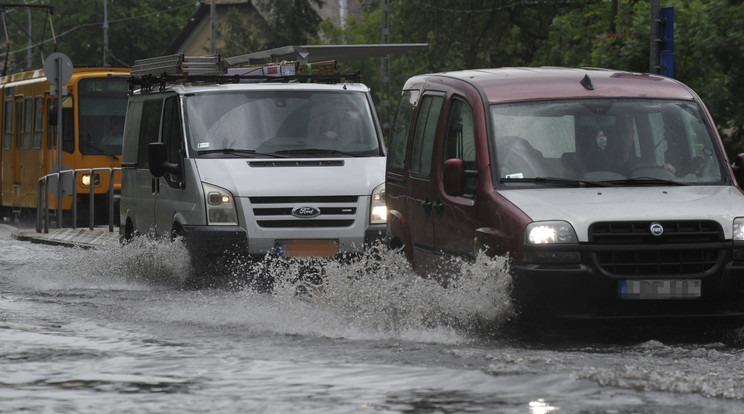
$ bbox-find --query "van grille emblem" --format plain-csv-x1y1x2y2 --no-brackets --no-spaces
649,222,664,237
292,206,321,218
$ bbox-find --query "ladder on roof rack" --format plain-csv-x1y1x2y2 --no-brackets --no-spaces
128,44,428,93
129,54,360,93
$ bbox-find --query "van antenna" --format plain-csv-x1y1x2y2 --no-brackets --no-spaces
580,74,594,90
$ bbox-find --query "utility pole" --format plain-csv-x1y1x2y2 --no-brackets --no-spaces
379,0,391,142
103,0,109,66
210,0,216,55
24,0,31,69
649,0,660,74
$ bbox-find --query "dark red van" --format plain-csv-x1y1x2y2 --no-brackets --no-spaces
386,67,744,321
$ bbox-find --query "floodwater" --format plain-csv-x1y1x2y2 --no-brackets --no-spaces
1,223,744,413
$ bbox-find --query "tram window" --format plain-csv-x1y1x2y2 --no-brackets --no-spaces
3,100,11,150
33,96,42,149
47,97,56,149
62,96,74,153
15,100,22,149
23,98,32,149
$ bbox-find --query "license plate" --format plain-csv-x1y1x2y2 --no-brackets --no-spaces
275,240,338,258
618,279,701,300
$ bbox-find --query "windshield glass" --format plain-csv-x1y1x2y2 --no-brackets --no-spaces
490,99,724,186
78,77,129,157
184,89,381,157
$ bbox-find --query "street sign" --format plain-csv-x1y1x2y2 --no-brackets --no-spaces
43,52,73,87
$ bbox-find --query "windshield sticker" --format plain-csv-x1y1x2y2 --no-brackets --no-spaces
198,142,210,149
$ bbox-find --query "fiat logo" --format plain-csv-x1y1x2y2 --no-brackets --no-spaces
649,222,664,237
292,206,321,218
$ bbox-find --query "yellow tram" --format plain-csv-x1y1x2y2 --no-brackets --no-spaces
0,67,130,222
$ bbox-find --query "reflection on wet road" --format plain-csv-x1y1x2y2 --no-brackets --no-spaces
1,224,743,413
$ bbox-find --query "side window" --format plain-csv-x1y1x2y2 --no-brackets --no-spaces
388,89,419,171
46,97,56,149
3,100,12,150
22,97,32,149
14,99,22,149
409,94,444,176
61,96,74,153
33,96,42,149
137,99,163,169
162,96,183,186
443,99,477,193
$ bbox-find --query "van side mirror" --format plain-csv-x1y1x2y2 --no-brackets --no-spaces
733,153,744,186
148,142,180,178
443,158,464,196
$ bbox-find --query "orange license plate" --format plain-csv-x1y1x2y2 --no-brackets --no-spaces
276,240,339,257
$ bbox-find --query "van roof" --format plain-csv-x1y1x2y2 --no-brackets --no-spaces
131,81,371,96
411,67,696,103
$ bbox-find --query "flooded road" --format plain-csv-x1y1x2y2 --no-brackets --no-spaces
2,223,744,413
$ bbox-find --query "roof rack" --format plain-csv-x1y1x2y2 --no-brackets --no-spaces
129,53,359,93
128,44,429,93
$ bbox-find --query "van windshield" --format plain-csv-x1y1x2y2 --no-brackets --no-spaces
490,99,725,186
184,89,381,157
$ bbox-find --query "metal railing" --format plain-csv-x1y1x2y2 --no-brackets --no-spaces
36,167,121,234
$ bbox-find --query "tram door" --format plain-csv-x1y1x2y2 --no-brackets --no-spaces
11,96,23,205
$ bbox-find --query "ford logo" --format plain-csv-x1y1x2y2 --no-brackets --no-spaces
292,206,321,218
649,222,664,237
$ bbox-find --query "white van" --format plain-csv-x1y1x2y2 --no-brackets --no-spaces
119,55,386,275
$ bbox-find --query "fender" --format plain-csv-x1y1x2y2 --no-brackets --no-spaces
475,227,511,258
387,209,413,261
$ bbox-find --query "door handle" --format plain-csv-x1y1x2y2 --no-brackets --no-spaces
421,196,432,217
432,199,443,217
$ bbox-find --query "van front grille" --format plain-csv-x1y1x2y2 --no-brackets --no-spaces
249,196,359,228
588,220,725,276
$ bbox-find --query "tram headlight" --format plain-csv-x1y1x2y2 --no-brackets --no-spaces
81,173,100,187
370,183,386,224
202,182,238,225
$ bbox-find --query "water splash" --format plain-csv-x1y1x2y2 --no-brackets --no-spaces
231,245,516,339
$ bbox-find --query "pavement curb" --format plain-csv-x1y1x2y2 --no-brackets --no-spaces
12,227,121,249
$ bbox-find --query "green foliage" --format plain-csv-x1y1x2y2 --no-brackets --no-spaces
256,0,324,48
0,0,197,72
580,0,744,157
216,8,270,57
531,3,609,67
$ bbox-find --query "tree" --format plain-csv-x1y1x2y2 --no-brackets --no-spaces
256,0,324,48
0,0,197,72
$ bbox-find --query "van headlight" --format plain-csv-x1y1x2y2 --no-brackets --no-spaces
734,218,744,241
203,182,238,225
523,220,580,263
370,183,386,224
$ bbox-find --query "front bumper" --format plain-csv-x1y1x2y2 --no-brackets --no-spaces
511,255,744,321
179,224,387,258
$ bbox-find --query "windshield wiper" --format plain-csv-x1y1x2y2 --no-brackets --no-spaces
607,177,688,186
85,142,119,161
197,148,287,158
500,176,614,187
274,148,362,157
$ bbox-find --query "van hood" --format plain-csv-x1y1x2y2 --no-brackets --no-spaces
193,157,386,197
499,185,744,241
